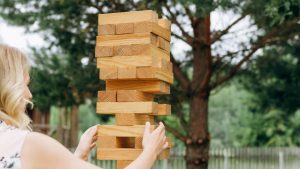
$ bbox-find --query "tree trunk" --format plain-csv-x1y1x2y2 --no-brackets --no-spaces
186,95,210,169
57,107,64,143
70,105,79,148
186,15,211,169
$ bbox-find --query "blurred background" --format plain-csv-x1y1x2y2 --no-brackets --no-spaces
1,0,300,169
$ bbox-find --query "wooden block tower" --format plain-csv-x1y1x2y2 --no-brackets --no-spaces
95,10,173,169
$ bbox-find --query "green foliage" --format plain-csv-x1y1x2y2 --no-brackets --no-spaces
209,82,254,147
242,44,300,113
237,42,300,146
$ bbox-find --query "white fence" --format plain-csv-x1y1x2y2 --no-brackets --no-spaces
90,147,300,169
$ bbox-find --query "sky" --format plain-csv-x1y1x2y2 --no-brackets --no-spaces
0,10,254,63
0,18,46,55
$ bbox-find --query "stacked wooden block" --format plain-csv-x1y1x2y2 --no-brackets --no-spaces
95,10,173,169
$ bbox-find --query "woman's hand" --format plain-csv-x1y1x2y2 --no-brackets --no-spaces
142,122,169,158
74,125,98,161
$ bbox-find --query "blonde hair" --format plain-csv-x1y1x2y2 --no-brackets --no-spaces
0,44,32,129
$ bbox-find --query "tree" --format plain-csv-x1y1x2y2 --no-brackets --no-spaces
238,42,300,146
1,1,300,168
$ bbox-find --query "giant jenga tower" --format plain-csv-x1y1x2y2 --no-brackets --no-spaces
95,10,173,169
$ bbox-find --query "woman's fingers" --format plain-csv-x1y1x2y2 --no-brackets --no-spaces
89,125,98,135
90,142,96,149
144,121,151,136
92,135,97,140
163,142,169,150
153,122,164,135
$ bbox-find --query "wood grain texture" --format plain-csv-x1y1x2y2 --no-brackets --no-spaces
98,10,158,25
97,125,155,137
99,67,118,80
117,90,154,102
158,19,171,30
135,137,173,149
117,161,132,169
115,114,154,126
157,104,171,115
134,21,171,41
136,67,173,84
97,136,117,148
96,102,158,114
113,45,132,56
95,46,113,57
116,23,134,34
98,24,115,35
130,44,169,60
105,80,170,94
97,90,117,102
97,148,170,160
96,55,160,69
100,66,173,83
157,36,170,53
118,66,137,79
96,33,156,46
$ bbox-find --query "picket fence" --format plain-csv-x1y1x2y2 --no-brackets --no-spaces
89,147,300,169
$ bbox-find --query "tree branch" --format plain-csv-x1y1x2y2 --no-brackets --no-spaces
171,52,191,93
171,101,189,132
172,32,190,45
210,18,300,90
210,14,247,44
164,121,187,142
163,2,193,45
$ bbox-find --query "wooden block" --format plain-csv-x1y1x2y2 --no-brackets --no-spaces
136,67,173,84
158,148,171,159
98,136,136,148
157,104,171,115
134,137,143,149
134,21,171,41
100,67,118,80
96,102,158,114
116,23,134,34
118,67,136,79
113,45,132,56
96,33,157,46
98,10,158,25
98,24,115,35
164,60,173,73
97,125,155,137
135,137,173,149
157,36,170,53
106,80,170,94
98,136,117,148
97,148,170,160
158,59,173,76
150,33,158,45
131,44,169,61
97,55,160,69
95,46,113,57
117,90,154,102
97,90,116,102
97,148,141,160
158,19,171,30
116,137,135,148
117,161,132,169
115,114,154,126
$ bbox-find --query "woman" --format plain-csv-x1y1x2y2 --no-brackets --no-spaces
0,44,168,169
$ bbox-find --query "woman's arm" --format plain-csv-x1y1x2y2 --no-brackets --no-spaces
74,125,98,160
21,132,102,169
21,122,167,169
125,122,169,169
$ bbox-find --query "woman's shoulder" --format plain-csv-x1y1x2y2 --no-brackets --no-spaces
21,132,102,169
0,120,30,152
